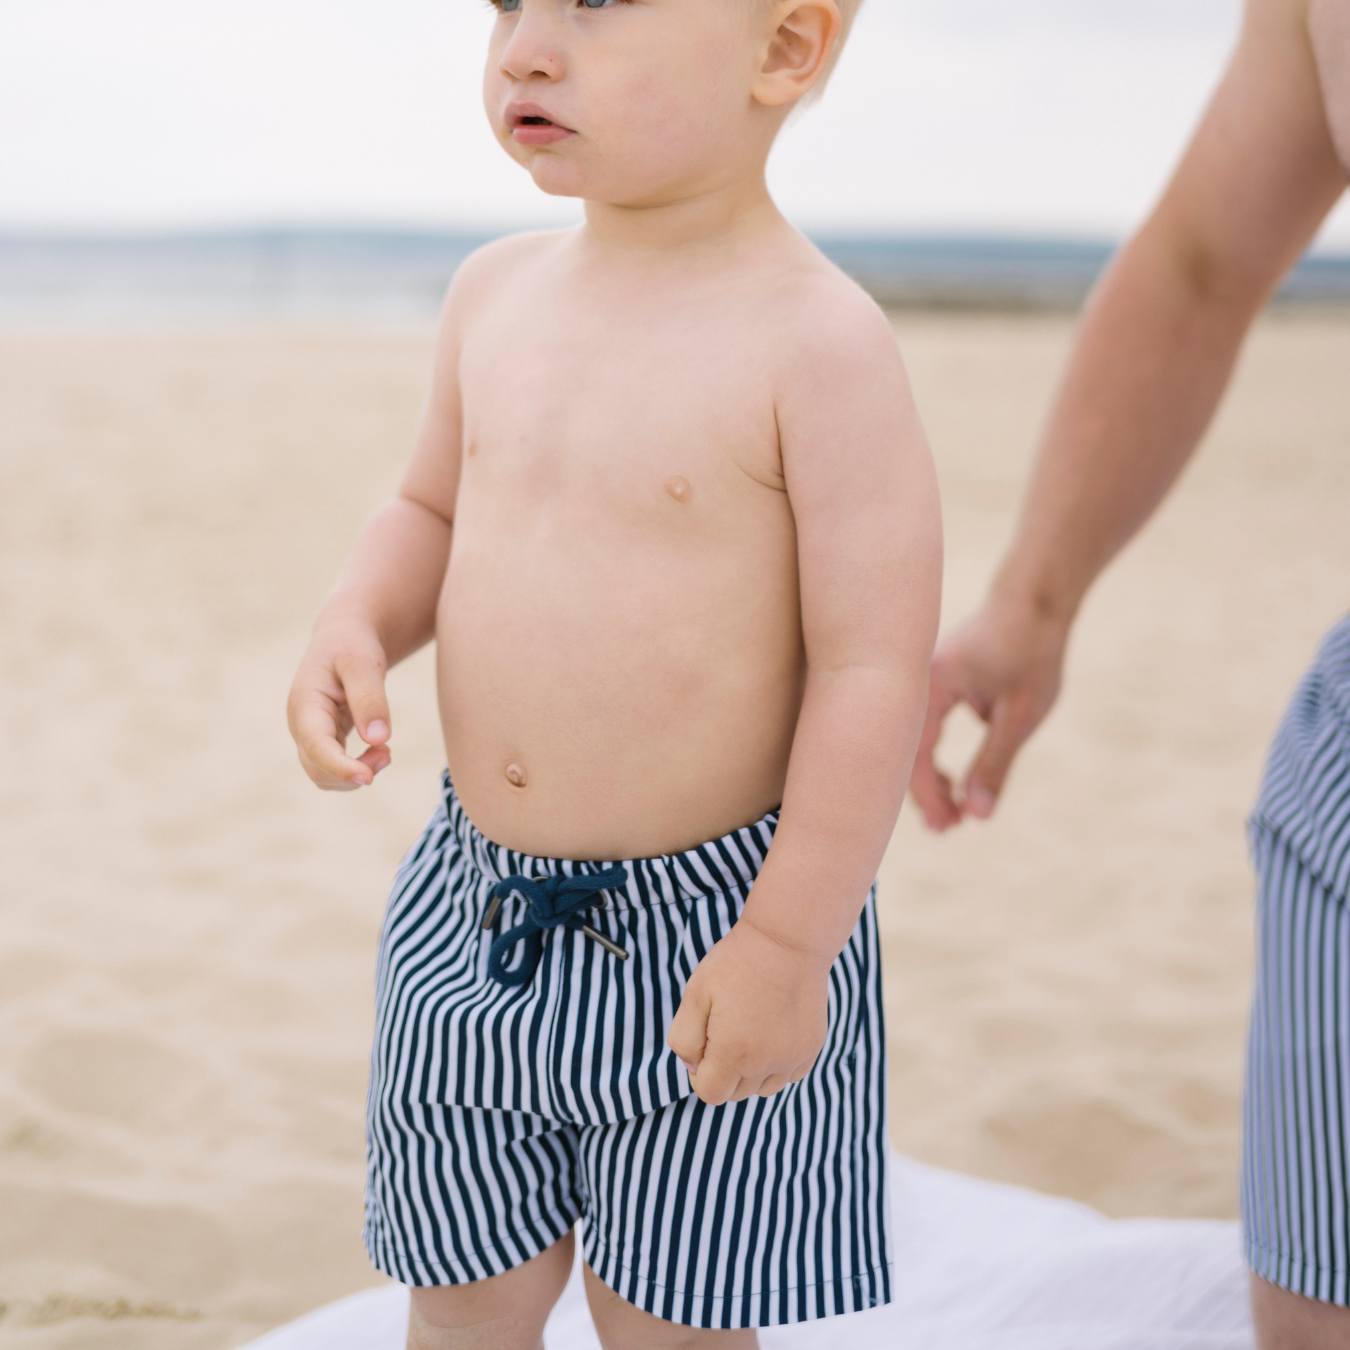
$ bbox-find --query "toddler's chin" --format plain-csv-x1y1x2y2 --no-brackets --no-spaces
526,160,595,201
529,165,686,212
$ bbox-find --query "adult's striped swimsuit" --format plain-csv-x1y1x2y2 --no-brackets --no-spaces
364,772,892,1329
1244,612,1350,1303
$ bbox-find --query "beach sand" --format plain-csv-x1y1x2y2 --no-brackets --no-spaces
2,312,1347,1346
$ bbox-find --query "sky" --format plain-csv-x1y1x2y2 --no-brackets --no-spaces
1,0,1348,247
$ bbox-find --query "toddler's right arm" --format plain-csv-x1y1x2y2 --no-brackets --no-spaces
287,298,466,791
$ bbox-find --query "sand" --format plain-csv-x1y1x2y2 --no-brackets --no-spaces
1,312,1348,1347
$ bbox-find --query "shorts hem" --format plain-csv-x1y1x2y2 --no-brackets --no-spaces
582,1230,893,1329
1245,1235,1350,1307
364,1209,580,1289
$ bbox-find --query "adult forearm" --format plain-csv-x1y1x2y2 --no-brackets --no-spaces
994,220,1266,623
316,496,453,666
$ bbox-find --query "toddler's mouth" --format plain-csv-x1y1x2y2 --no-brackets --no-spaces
507,102,576,147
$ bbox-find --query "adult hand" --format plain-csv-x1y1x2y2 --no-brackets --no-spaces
909,599,1071,831
287,619,393,790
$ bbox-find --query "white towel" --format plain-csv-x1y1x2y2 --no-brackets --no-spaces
243,1152,1254,1350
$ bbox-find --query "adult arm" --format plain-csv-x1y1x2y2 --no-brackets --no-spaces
911,0,1347,830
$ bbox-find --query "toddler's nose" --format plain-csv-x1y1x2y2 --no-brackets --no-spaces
497,6,565,84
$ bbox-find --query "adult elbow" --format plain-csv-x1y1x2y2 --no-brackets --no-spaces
1144,210,1278,320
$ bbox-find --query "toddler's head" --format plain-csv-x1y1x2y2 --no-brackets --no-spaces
483,0,861,209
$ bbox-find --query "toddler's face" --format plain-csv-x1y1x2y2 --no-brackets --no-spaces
483,0,774,206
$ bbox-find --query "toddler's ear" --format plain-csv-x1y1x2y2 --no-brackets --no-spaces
752,0,842,108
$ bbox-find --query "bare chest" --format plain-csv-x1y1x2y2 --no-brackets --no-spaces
1312,0,1350,173
456,298,786,520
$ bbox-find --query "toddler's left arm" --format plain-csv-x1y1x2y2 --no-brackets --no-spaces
669,295,942,1105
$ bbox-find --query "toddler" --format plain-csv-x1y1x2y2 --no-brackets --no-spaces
287,0,941,1345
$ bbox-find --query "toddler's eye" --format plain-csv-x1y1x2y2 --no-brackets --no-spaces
580,0,619,7
498,0,521,10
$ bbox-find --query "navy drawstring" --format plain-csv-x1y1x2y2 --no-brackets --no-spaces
481,866,629,987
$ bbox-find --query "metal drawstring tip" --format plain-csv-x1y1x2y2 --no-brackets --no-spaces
581,925,629,960
481,893,504,931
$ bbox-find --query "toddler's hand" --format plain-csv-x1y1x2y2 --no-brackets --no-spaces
286,620,393,791
668,920,830,1106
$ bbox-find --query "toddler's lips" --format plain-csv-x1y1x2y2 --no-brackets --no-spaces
506,103,575,147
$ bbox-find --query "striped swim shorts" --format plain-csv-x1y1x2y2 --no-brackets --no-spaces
1244,612,1350,1304
364,772,892,1329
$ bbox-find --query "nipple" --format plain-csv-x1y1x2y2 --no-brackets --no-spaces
505,761,528,789
664,475,693,504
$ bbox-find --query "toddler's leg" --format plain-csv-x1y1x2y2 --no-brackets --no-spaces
407,1232,575,1350
583,1263,757,1350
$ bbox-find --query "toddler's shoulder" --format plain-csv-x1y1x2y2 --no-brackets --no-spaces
768,245,906,381
444,229,570,318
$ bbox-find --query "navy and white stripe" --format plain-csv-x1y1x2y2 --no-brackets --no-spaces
364,772,892,1327
1244,612,1350,1304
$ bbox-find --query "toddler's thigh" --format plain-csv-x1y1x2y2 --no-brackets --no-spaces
409,1233,576,1350
366,1101,585,1289
582,1260,755,1348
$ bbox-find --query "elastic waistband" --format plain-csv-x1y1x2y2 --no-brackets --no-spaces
439,771,777,912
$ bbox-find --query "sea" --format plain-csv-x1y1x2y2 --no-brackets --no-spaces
2,228,1348,325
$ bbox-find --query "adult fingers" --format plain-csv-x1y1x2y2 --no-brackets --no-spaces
963,698,1033,819
909,674,964,832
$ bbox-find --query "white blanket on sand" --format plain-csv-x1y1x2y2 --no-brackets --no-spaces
244,1152,1254,1350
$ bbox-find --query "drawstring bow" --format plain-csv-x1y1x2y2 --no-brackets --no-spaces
481,866,629,986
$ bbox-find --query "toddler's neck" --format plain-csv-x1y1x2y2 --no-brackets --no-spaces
581,170,789,262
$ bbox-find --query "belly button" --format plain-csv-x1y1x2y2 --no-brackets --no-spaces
664,475,693,503
505,761,528,788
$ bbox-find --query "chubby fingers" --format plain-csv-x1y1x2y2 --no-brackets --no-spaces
667,986,710,1080
686,1048,739,1107
687,1055,813,1107
334,648,392,754
289,695,384,790
287,650,392,791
